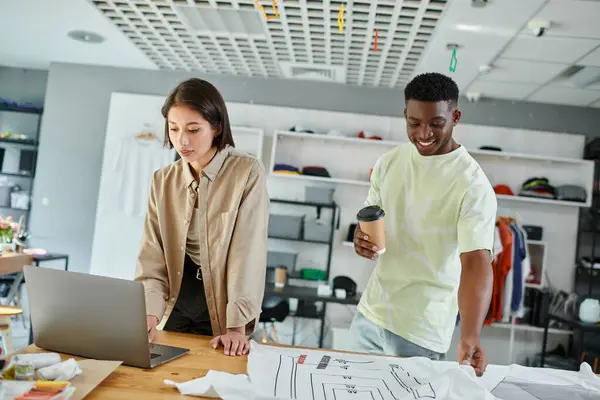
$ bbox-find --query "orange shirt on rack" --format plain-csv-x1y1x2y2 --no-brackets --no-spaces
485,219,513,325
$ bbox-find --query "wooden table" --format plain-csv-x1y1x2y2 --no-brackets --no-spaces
20,331,248,399
0,252,32,275
0,252,32,306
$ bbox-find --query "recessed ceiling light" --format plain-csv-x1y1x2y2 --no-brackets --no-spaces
479,64,493,74
446,43,462,50
455,24,483,32
67,30,105,44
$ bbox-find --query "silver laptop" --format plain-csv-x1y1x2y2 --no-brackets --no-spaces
24,266,189,368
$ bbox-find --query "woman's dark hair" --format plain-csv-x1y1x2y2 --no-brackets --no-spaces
161,78,235,152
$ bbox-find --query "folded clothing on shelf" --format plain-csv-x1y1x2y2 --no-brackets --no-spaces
555,184,587,202
519,177,556,199
479,145,502,151
357,131,382,140
0,98,43,113
302,166,331,178
273,163,300,175
289,125,314,134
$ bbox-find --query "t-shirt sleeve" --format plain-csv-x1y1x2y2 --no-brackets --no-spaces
364,155,384,208
457,180,497,256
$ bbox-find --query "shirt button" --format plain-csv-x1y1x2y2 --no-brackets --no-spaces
184,219,188,224
170,297,176,302
191,193,196,198
177,272,181,276
180,246,184,251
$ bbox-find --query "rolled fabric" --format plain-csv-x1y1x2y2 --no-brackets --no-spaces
12,353,61,370
36,358,82,381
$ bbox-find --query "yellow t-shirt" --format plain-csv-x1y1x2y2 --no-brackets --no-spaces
357,142,497,353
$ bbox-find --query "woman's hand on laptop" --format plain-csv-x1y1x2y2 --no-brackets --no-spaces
210,327,249,356
147,315,159,343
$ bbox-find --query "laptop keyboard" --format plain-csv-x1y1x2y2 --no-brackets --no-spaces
150,353,161,359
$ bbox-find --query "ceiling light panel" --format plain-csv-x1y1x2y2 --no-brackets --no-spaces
89,0,449,86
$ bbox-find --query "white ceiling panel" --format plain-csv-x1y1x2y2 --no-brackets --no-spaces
85,0,451,88
531,0,600,40
0,0,156,70
412,0,547,90
479,58,568,84
466,80,538,100
501,35,600,64
579,46,600,67
2,0,600,108
528,85,600,106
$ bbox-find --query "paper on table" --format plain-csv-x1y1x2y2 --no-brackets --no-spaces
165,370,277,400
68,360,122,400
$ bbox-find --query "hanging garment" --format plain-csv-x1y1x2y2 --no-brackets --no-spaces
113,136,174,217
510,223,527,315
486,218,513,325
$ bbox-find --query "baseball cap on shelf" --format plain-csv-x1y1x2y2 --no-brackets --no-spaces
494,184,514,195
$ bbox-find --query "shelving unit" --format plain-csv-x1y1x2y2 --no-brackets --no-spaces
272,130,592,166
270,130,593,208
0,102,43,225
268,198,339,282
490,317,573,365
266,198,340,348
231,126,264,159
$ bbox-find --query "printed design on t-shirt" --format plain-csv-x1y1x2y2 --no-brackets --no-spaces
272,354,437,400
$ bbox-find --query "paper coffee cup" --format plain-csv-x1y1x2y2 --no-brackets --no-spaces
274,267,286,288
356,205,386,254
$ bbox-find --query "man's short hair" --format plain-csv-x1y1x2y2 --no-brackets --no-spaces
404,72,459,107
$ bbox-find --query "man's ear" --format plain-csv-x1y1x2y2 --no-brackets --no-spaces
453,109,462,126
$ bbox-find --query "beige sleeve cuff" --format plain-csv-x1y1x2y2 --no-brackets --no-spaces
226,296,261,331
145,290,167,321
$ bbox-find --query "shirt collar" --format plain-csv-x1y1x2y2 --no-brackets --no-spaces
183,146,231,188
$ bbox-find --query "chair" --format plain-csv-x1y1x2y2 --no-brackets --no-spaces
0,305,23,354
260,266,290,343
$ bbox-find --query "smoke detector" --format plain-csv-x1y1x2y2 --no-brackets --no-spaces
527,19,551,37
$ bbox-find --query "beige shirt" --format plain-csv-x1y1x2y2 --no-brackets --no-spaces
134,146,269,335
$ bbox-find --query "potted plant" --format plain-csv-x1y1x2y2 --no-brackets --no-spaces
0,216,18,252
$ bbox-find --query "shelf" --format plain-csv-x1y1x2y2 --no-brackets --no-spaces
0,102,43,115
490,322,572,335
0,207,29,212
469,148,590,165
527,240,546,246
270,172,370,187
275,130,401,148
274,130,589,165
496,194,589,208
0,137,37,146
525,282,543,289
270,198,337,209
268,235,330,245
0,172,33,179
271,175,589,207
